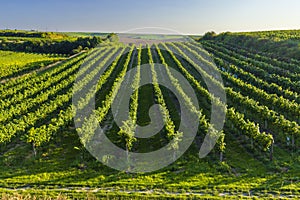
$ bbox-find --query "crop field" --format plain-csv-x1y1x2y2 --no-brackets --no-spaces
4,0,300,198
0,28,299,199
0,50,65,81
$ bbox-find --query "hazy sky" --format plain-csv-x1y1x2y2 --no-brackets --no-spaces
1,0,300,34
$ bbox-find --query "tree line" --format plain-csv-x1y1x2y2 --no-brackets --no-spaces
0,36,102,55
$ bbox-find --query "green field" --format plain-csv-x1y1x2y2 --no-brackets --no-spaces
0,30,299,199
0,50,65,80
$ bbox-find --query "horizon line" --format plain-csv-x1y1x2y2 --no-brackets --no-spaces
1,28,300,36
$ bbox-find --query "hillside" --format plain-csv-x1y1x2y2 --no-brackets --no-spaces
201,30,300,61
0,30,299,199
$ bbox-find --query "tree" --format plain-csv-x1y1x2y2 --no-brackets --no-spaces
202,31,217,40
107,33,119,43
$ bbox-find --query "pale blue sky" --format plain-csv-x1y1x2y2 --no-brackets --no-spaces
1,0,300,34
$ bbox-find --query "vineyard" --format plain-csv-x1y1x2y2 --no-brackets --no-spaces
0,50,65,80
0,32,300,198
204,30,300,61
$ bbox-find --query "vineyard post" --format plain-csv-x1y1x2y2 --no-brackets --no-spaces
220,151,223,162
32,143,37,157
270,139,274,161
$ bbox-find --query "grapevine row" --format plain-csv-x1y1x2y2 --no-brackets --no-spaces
79,45,136,145
214,41,300,73
201,40,300,81
0,51,91,99
0,46,121,146
177,42,300,124
174,42,299,146
147,45,178,143
155,43,227,156
0,48,113,111
188,42,300,104
201,41,300,92
26,46,125,148
162,43,273,151
212,56,300,104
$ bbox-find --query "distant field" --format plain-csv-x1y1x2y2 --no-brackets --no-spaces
0,50,64,80
123,34,185,40
118,33,192,45
62,32,109,38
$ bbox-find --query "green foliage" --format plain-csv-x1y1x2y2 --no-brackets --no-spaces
201,30,300,61
0,50,64,79
0,30,103,55
118,119,137,151
107,33,119,43
199,41,300,148
0,29,69,39
202,31,217,40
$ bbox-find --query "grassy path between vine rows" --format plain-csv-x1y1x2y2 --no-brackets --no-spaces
0,186,298,199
